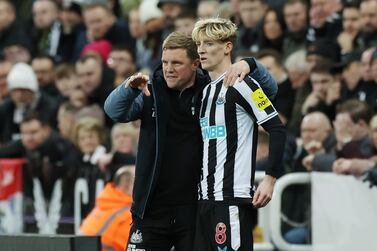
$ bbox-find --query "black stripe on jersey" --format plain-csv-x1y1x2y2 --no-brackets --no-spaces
264,105,275,115
250,123,258,195
243,76,275,115
199,86,212,200
207,82,222,200
200,85,212,118
223,89,237,199
232,89,258,122
243,76,259,91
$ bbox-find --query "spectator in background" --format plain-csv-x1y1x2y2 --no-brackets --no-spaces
359,0,377,49
0,0,30,52
360,47,376,82
128,7,153,72
107,45,137,86
282,0,309,60
73,116,107,217
157,0,189,38
0,113,80,221
258,8,286,52
98,123,138,181
300,112,336,172
57,102,80,142
0,63,58,143
333,114,377,176
306,39,341,71
54,63,80,100
31,55,60,99
337,2,362,54
0,58,12,102
307,0,342,42
32,0,75,63
2,37,33,64
339,50,376,107
60,1,84,36
237,0,267,52
302,62,341,120
75,53,114,108
196,0,220,19
138,0,165,71
258,49,295,122
80,165,135,251
174,10,197,35
283,111,335,244
333,99,373,159
75,2,135,61
285,49,311,136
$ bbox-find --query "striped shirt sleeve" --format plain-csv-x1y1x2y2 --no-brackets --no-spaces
232,76,278,125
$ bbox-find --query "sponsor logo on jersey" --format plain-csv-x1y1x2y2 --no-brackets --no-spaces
251,88,271,111
200,117,226,140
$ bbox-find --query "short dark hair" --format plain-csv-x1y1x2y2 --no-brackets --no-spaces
21,112,48,126
310,60,334,75
110,44,136,62
55,63,76,80
336,99,372,124
32,54,56,65
162,32,199,60
257,49,283,66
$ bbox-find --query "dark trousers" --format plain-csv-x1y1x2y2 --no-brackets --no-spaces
126,204,197,251
193,202,254,251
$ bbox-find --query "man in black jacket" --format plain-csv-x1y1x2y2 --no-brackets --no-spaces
0,112,80,225
104,32,277,251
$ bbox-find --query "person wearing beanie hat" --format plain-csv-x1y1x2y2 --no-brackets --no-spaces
7,63,39,93
139,0,163,25
0,63,59,144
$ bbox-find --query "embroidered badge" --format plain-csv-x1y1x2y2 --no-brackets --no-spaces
130,229,143,244
251,88,271,111
216,92,226,105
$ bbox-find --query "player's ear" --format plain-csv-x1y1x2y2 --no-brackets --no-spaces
224,41,233,55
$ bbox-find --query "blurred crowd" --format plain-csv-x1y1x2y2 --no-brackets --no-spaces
0,0,376,245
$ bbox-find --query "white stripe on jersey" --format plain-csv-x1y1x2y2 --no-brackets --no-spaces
213,84,228,201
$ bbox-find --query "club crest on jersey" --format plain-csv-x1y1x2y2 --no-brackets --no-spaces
216,92,226,105
130,229,143,244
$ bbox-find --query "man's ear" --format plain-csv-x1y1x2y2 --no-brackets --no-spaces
224,42,233,56
192,58,201,69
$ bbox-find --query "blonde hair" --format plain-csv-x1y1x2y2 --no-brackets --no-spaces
73,117,106,146
111,123,139,150
192,18,237,44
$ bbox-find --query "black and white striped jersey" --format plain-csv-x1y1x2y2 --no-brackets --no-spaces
198,73,278,201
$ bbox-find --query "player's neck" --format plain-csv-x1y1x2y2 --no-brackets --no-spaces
209,58,232,81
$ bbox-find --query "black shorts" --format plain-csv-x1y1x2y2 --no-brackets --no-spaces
193,201,254,251
126,204,196,251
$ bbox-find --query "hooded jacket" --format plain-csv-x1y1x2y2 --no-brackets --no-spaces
80,183,132,251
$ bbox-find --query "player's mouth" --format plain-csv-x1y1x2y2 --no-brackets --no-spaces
200,57,207,62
